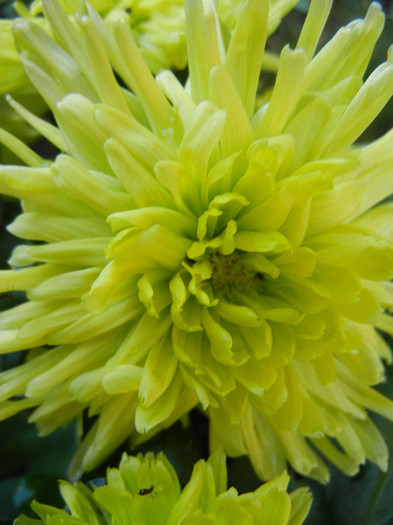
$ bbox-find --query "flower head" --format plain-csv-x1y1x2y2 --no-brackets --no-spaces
1,0,393,483
14,452,312,525
0,19,27,95
0,0,295,154
0,16,48,159
1,0,296,96
15,0,188,74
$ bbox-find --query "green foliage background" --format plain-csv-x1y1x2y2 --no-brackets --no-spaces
1,1,393,523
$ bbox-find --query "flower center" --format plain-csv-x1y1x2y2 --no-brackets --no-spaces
209,253,260,292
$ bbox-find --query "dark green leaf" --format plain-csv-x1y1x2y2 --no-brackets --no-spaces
0,413,78,522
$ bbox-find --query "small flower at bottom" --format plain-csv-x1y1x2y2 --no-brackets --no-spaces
1,0,393,484
14,452,312,525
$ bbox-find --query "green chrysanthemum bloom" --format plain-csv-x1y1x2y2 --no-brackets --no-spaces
14,452,312,525
1,0,295,95
13,0,187,75
0,0,294,157
0,18,27,94
1,0,393,483
0,16,48,159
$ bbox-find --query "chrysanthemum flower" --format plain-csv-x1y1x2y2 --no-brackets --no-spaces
0,0,294,154
1,0,393,483
0,17,48,158
1,0,296,95
0,19,28,95
11,0,187,75
14,452,312,525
